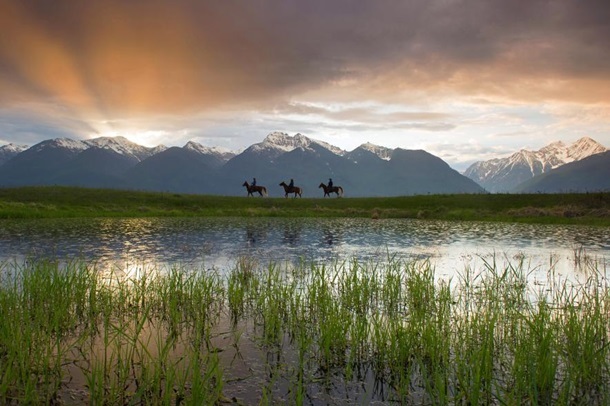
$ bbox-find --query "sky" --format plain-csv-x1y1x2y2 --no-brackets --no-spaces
1,0,609,171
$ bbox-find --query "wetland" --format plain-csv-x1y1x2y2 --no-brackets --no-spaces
1,187,610,404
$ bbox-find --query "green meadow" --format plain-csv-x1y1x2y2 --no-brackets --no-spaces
0,186,609,225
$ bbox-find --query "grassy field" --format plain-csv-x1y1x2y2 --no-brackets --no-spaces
0,186,609,225
1,257,608,404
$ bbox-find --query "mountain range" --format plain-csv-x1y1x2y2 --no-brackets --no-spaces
0,132,607,196
464,137,607,193
0,132,484,196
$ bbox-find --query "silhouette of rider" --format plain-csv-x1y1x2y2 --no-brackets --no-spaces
288,178,294,189
328,178,333,189
252,177,257,187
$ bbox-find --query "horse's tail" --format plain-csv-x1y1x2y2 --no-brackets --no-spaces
338,186,343,197
262,186,268,196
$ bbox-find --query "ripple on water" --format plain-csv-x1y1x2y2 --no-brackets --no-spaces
0,217,607,286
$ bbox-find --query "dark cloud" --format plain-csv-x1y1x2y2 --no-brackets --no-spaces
2,1,609,110
0,0,609,147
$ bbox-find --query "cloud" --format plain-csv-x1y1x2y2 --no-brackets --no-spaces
0,103,98,145
268,102,453,128
425,141,516,171
1,0,609,149
2,1,610,110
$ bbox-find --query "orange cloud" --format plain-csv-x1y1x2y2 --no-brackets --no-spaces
1,0,609,133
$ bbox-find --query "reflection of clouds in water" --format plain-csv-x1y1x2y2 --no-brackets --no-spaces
0,218,607,286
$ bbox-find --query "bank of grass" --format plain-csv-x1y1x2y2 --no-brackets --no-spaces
1,257,609,404
0,186,609,225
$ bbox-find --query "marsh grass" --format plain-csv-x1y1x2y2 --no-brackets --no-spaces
1,256,610,404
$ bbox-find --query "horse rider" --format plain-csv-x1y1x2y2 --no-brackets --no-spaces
252,177,257,187
288,178,294,189
328,178,333,189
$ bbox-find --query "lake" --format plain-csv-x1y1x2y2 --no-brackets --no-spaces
2,217,610,404
0,217,608,286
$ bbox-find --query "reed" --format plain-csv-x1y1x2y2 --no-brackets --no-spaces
1,255,609,404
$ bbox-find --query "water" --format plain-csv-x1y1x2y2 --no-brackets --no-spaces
0,217,608,285
2,217,609,404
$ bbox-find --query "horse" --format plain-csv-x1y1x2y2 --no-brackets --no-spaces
242,181,267,197
279,181,303,198
319,182,343,197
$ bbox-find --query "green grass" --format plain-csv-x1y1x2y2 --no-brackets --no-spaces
1,185,609,224
1,256,610,404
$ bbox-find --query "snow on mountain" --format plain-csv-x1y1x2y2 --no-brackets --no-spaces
184,141,235,161
359,142,394,161
0,143,29,153
566,137,607,161
248,132,345,157
464,137,607,192
84,136,165,162
32,138,88,152
0,143,29,166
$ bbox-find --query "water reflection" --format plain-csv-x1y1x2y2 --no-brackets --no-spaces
0,217,608,285
282,222,302,246
321,222,343,246
245,222,268,247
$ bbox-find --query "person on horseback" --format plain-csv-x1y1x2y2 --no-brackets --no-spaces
328,178,333,189
252,177,257,187
288,178,294,189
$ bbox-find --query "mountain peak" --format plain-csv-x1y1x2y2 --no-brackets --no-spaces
567,136,607,160
35,138,88,152
253,132,345,156
359,142,394,160
85,136,165,162
261,132,312,152
184,141,235,161
0,143,29,166
464,136,607,192
0,143,29,153
185,140,212,153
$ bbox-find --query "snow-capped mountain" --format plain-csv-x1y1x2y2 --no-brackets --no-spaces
565,137,607,160
247,132,345,158
84,136,166,162
359,142,394,161
32,138,88,153
0,143,29,166
184,141,235,162
464,137,607,192
0,143,29,153
220,132,483,196
515,151,610,193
